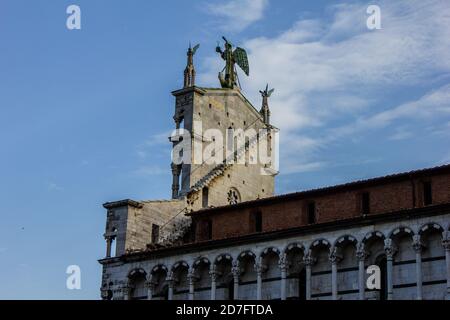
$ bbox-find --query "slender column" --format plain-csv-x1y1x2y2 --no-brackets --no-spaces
443,231,450,300
105,236,112,258
356,243,368,300
187,269,197,300
173,114,181,129
231,261,240,300
303,251,314,300
145,279,155,300
412,235,424,300
279,254,288,300
166,271,174,300
171,163,181,199
209,266,219,300
122,283,132,300
255,259,263,300
384,239,397,300
329,247,342,300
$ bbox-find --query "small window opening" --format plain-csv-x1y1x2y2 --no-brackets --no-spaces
202,187,209,208
361,192,370,215
423,181,432,205
151,224,160,244
250,211,262,233
307,202,316,224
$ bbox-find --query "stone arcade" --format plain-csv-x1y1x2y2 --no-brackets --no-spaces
99,41,450,300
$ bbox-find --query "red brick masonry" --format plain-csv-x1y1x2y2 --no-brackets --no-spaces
189,164,450,241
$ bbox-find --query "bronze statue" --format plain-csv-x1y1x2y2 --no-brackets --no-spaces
216,37,249,89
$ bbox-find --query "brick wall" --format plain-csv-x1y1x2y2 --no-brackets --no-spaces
192,170,450,241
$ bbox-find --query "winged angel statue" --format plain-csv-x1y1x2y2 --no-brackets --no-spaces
216,37,249,89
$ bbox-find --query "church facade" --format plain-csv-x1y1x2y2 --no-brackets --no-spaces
98,42,450,301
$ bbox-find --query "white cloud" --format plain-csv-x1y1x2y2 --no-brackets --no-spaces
136,130,172,159
329,84,450,139
143,131,171,147
439,151,450,165
199,0,450,173
282,161,327,175
388,127,413,141
47,182,64,191
206,0,268,32
132,165,167,177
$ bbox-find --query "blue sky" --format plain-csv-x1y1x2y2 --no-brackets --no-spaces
0,0,449,299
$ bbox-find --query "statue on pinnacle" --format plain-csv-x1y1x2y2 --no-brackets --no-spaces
216,37,249,89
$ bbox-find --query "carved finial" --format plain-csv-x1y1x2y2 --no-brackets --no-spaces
259,84,274,124
184,43,199,88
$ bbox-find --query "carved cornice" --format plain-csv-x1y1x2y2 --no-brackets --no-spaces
101,205,450,264
171,86,206,97
103,199,143,209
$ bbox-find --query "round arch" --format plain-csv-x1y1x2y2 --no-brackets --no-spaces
283,242,305,254
334,235,358,248
418,222,444,236
362,231,385,244
388,226,414,239
214,253,233,265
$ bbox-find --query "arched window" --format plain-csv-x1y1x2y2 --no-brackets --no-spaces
129,269,147,300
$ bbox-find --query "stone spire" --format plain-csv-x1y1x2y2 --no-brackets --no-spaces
259,84,274,124
183,43,199,88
